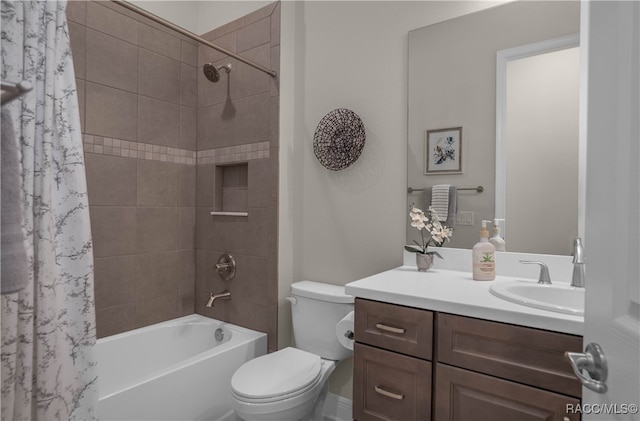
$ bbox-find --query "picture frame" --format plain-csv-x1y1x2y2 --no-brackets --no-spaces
424,127,463,174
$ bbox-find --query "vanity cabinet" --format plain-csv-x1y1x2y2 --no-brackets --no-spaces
353,298,583,421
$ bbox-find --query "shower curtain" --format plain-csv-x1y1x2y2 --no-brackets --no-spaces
1,1,98,420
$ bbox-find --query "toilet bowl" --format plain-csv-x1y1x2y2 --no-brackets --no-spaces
231,348,336,421
230,281,354,421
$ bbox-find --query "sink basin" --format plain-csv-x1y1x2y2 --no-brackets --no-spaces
489,281,584,316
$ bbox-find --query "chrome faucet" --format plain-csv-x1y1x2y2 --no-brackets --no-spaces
571,238,585,288
519,260,552,284
206,291,231,307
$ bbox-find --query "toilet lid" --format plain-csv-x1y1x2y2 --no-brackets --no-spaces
231,347,322,399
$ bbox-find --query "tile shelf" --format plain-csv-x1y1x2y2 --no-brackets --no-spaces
210,211,248,217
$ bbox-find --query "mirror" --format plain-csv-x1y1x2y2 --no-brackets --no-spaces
407,0,581,255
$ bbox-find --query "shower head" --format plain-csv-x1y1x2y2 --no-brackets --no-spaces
203,63,232,83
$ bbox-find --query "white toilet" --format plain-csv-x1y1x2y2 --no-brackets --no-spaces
230,281,354,421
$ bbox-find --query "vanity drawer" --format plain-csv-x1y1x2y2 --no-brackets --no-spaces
436,313,583,397
355,298,433,360
354,343,432,421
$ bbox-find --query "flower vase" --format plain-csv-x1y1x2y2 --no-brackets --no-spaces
416,253,434,272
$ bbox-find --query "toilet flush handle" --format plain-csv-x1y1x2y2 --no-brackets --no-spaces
285,296,296,306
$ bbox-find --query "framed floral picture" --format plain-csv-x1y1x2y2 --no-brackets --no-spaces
424,127,463,174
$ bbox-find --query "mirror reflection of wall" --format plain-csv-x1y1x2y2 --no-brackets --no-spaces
407,1,580,255
502,44,580,255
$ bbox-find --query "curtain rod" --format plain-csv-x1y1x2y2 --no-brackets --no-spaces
111,0,277,78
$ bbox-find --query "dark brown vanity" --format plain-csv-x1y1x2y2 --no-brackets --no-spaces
353,298,582,421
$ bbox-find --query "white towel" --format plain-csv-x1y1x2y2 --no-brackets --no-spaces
423,184,457,226
430,184,451,221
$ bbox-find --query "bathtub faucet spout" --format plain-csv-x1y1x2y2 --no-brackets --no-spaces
206,291,231,307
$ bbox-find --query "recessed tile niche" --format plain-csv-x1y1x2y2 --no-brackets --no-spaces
215,163,249,213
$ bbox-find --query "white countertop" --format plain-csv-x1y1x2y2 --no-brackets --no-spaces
345,265,584,336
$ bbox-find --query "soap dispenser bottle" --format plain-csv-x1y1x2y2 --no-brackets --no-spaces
472,220,496,281
489,218,506,252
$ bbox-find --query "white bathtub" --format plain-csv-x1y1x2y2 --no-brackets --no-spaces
96,314,267,420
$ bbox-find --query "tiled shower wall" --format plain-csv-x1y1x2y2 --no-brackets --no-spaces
195,3,280,352
67,1,279,344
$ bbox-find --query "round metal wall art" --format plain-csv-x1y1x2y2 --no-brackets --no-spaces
313,108,366,171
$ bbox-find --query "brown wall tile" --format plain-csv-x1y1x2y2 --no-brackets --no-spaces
90,206,137,258
178,250,196,295
86,1,138,45
86,82,137,140
196,164,215,207
94,255,137,309
198,32,236,68
237,17,271,53
139,49,181,104
197,103,234,150
86,29,138,93
180,106,197,151
235,93,271,144
135,207,179,253
68,22,86,79
76,79,86,131
248,158,272,208
136,160,180,207
181,40,198,67
235,45,271,99
139,23,181,61
96,304,136,338
222,189,248,212
85,153,137,206
178,207,196,250
135,251,179,300
271,3,281,47
138,96,180,146
270,45,280,98
179,165,196,207
181,64,197,108
135,294,179,328
67,1,87,25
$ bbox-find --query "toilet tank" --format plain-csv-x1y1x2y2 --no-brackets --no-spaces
289,281,354,361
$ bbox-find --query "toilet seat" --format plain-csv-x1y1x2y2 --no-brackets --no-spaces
231,347,322,403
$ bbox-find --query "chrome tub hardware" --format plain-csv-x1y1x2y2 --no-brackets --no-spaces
571,237,585,288
206,291,231,308
215,253,236,281
519,260,551,285
214,328,224,342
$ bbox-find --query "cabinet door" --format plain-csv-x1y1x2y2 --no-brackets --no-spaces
354,343,431,421
437,313,582,397
434,363,580,421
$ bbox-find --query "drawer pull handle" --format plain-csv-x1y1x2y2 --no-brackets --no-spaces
375,323,405,334
375,385,404,400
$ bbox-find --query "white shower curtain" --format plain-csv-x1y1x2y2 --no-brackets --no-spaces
1,1,98,420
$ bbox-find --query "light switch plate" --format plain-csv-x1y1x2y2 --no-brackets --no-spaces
456,211,475,226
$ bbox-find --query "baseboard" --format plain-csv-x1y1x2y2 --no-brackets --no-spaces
322,392,352,421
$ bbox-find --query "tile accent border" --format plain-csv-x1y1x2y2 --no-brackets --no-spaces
83,134,196,165
83,135,270,166
197,141,271,165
